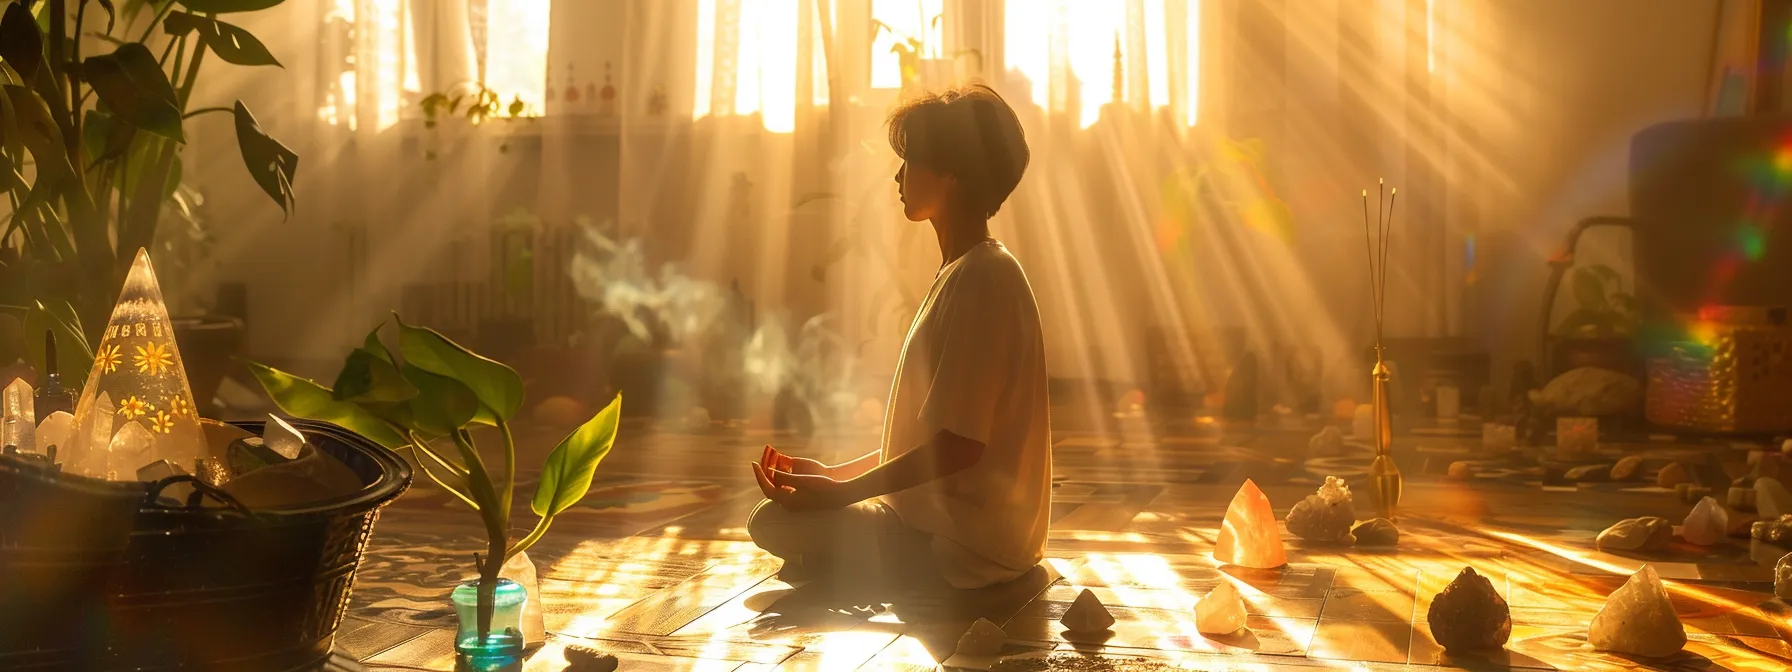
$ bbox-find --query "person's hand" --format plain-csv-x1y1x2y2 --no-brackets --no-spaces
760,445,833,477
751,462,857,511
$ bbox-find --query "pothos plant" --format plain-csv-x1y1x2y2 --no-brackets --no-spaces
416,82,529,159
1555,264,1639,338
244,315,622,648
0,0,297,383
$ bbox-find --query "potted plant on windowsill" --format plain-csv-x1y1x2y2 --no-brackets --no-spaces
0,0,296,388
245,315,622,661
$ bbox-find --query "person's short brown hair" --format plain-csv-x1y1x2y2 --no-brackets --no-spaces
887,85,1030,218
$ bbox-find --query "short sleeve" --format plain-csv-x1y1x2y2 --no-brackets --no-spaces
917,264,1019,445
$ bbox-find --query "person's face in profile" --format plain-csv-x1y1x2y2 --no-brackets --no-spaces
895,162,956,223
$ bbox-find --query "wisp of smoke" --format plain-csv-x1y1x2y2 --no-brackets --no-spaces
568,218,872,428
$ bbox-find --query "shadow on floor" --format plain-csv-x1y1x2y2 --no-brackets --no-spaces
741,564,1058,661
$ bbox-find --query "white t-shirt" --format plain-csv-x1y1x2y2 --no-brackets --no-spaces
879,239,1052,589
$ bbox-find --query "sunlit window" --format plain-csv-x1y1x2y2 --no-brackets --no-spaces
484,0,551,114
696,0,832,134
1005,0,1201,129
320,0,547,130
871,0,944,90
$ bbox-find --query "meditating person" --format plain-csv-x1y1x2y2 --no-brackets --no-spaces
746,85,1050,590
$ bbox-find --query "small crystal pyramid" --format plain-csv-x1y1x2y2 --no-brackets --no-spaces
66,250,208,480
1059,589,1116,633
954,618,1006,656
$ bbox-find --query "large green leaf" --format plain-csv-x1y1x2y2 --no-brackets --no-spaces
395,315,524,424
232,101,297,217
83,43,183,142
531,394,622,518
177,0,288,12
163,11,281,67
3,85,74,181
333,347,419,403
401,363,479,436
242,360,409,449
0,2,44,81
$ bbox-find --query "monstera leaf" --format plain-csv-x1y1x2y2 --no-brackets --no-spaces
163,11,281,67
232,101,297,217
177,0,288,12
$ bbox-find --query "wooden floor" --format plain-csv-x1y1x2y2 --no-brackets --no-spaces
334,409,1792,671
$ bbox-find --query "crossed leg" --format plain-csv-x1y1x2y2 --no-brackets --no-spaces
746,498,943,587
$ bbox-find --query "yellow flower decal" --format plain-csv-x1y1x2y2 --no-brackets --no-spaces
118,396,150,420
98,344,123,374
151,411,175,434
169,396,192,418
134,342,174,376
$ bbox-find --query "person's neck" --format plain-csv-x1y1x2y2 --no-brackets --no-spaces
931,212,992,265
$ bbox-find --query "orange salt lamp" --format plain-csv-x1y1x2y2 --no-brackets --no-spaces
66,250,208,480
1213,478,1287,569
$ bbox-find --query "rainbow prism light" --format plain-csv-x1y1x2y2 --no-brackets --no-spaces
66,250,209,481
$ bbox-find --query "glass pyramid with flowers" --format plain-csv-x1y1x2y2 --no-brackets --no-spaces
66,250,207,480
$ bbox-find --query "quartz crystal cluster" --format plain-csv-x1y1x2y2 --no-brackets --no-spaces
4,251,361,508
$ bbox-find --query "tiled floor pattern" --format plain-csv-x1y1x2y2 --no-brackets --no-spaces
339,418,1792,671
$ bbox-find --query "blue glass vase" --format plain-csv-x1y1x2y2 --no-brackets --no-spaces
451,578,528,659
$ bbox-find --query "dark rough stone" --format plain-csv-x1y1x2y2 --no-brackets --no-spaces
564,645,619,672
1426,567,1512,652
1352,518,1400,546
1287,495,1356,543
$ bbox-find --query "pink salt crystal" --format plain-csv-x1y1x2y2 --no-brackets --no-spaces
1214,478,1288,569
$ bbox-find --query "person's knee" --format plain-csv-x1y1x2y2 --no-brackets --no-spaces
746,499,795,558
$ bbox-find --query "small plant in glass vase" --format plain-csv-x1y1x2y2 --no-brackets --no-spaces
1551,264,1641,376
245,316,621,659
1555,264,1639,338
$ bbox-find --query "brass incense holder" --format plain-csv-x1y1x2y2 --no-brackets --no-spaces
1362,183,1402,520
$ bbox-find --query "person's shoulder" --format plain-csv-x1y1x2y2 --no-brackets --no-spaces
963,241,1026,277
954,242,1031,296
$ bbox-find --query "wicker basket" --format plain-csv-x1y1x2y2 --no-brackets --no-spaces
1645,309,1792,434
0,419,410,671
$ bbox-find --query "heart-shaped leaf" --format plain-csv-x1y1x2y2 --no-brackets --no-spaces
4,85,73,181
333,347,419,403
242,360,409,449
532,394,622,517
401,363,480,436
232,100,297,217
83,43,183,142
0,2,44,81
176,0,288,12
163,11,281,67
395,315,524,424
